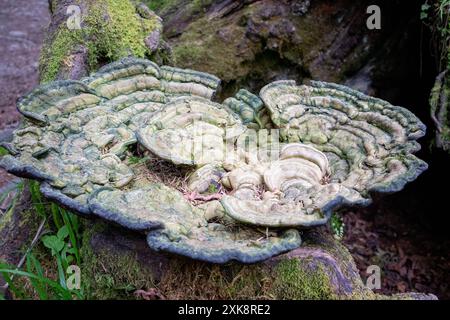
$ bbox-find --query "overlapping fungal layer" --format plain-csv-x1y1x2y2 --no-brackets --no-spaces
260,80,428,195
88,184,301,263
220,143,364,227
0,58,302,263
136,96,246,166
1,58,221,214
223,89,273,130
0,59,428,263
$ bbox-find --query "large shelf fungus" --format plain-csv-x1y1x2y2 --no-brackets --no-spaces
0,58,427,263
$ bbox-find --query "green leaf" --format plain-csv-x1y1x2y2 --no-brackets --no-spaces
42,235,65,255
57,225,69,240
60,208,80,264
26,254,48,300
51,203,63,229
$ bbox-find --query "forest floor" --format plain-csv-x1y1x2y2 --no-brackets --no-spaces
343,205,450,299
0,0,448,300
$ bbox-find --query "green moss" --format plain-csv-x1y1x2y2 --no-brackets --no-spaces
145,0,212,16
79,222,156,300
144,0,178,13
157,256,338,300
271,258,336,300
190,0,214,14
40,28,84,83
170,9,255,81
173,44,203,65
158,259,270,299
224,265,269,299
40,0,161,82
92,0,157,63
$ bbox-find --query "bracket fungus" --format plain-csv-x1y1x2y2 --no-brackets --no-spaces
0,58,427,263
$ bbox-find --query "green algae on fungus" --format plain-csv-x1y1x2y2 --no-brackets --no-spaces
1,57,427,263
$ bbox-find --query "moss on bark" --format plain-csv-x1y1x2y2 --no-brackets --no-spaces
78,223,411,300
79,222,157,300
40,0,164,82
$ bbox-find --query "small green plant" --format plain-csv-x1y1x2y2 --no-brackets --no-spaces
0,253,82,300
0,181,83,300
330,213,345,240
42,224,79,284
28,182,81,259
421,3,431,20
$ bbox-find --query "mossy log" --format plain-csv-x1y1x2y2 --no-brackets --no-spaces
41,0,170,82
0,0,436,300
430,71,450,152
80,221,436,300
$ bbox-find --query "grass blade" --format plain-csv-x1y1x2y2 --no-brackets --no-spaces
50,203,63,230
25,254,48,300
0,264,27,299
59,208,80,264
55,255,67,290
29,181,46,218
0,268,72,300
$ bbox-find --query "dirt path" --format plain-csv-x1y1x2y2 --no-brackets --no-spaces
0,0,50,188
